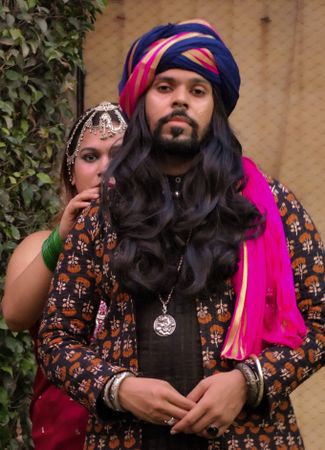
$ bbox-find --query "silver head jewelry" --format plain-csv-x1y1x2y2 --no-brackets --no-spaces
65,102,127,182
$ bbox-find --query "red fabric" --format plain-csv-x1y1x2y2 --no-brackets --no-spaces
30,326,88,449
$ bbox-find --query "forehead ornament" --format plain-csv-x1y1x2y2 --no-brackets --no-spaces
66,102,127,182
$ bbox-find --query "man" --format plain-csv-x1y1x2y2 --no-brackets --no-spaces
39,20,324,449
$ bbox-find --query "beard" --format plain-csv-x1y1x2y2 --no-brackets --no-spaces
152,110,201,157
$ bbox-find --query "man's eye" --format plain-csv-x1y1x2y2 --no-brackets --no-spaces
192,87,205,96
157,84,172,93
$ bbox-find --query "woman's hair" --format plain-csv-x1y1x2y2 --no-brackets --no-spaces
102,88,265,298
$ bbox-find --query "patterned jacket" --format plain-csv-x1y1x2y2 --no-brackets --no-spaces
39,178,324,450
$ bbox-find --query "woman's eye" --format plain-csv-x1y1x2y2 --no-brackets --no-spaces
82,153,97,162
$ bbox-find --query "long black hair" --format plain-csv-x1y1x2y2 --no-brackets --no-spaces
101,88,265,298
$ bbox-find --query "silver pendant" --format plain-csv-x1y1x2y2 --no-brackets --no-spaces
153,314,176,337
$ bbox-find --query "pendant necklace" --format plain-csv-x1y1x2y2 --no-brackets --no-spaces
153,231,191,337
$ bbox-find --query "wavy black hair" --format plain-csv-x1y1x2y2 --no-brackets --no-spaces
101,88,265,298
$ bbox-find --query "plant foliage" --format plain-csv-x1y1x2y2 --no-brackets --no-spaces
0,1,107,447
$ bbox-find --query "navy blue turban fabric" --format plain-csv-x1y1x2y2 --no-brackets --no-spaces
119,19,241,117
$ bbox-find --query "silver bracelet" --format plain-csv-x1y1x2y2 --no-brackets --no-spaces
236,362,260,407
249,354,265,406
102,376,116,409
108,371,135,412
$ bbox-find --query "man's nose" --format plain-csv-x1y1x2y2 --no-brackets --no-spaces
171,86,189,109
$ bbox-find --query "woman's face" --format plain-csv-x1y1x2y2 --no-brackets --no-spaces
71,127,124,193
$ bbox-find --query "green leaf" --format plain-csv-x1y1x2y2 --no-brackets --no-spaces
96,0,109,9
3,116,13,130
0,101,14,115
28,39,39,54
6,14,15,27
10,225,20,240
20,120,29,133
22,184,34,207
1,366,13,376
9,28,22,41
3,116,13,129
21,42,30,58
34,17,48,34
37,173,53,184
0,37,15,46
5,70,21,81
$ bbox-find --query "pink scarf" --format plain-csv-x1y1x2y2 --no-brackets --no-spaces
221,157,307,360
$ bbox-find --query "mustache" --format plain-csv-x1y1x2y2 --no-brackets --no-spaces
157,110,198,130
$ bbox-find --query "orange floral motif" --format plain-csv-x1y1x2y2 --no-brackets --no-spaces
264,361,277,376
64,238,73,250
108,434,120,449
217,310,231,323
94,423,104,433
130,358,139,371
279,202,287,217
75,220,85,231
68,361,81,376
70,319,86,331
284,362,295,377
116,292,130,303
124,429,136,448
259,434,271,444
67,351,82,363
265,351,279,363
235,425,246,435
286,213,298,225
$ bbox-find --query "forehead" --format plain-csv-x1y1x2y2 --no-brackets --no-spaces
154,68,211,85
80,128,124,148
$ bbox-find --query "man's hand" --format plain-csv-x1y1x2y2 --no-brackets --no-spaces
118,376,196,425
170,369,247,438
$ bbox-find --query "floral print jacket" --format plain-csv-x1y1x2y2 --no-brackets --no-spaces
39,178,324,450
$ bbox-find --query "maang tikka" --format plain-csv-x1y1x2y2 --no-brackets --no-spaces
66,102,127,182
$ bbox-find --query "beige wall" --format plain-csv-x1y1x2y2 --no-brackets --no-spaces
83,1,325,448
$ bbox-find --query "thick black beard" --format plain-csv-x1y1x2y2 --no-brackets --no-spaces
152,132,200,158
152,110,200,157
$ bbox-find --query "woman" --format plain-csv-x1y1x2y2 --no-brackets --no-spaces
1,101,127,449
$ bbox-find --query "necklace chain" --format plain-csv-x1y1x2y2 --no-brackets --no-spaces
158,230,192,313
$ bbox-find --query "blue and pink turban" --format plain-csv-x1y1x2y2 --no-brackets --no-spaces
119,19,241,118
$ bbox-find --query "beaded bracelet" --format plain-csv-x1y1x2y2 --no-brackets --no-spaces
41,225,64,272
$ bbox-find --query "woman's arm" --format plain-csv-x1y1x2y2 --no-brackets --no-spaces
1,187,100,331
1,230,52,331
38,203,122,415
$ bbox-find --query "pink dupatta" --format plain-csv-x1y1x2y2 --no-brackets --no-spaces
221,157,307,360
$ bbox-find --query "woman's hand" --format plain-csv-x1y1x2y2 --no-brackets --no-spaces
58,187,100,239
118,376,196,425
170,369,247,438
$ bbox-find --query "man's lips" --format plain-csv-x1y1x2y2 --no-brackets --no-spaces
167,117,190,125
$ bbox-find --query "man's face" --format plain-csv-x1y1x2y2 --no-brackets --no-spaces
145,68,214,155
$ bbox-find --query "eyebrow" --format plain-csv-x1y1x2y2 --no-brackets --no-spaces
79,147,98,153
154,75,210,85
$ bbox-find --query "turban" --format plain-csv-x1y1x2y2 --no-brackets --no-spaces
119,19,240,118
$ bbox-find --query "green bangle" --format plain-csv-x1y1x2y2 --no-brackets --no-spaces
41,226,64,272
